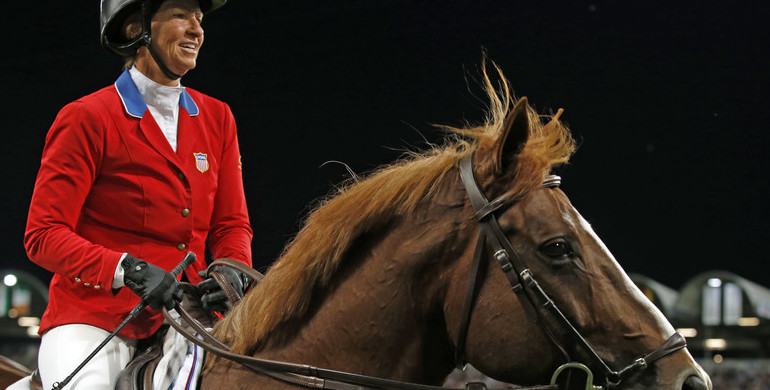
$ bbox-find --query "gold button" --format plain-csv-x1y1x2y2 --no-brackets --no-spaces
94,285,102,290
84,283,91,287
177,243,187,251
74,278,81,283
181,208,190,217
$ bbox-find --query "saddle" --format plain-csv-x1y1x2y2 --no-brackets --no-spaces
114,282,215,390
115,325,170,390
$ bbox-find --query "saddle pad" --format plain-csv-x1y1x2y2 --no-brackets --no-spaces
154,311,206,390
168,338,204,390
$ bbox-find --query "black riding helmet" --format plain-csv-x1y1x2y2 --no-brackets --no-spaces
100,0,226,78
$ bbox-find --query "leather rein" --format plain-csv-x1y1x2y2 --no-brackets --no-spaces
454,154,687,389
164,266,555,390
162,154,685,390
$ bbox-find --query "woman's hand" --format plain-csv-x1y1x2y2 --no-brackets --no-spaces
122,254,183,310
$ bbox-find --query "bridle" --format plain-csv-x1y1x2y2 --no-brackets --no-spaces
454,153,687,389
164,154,687,390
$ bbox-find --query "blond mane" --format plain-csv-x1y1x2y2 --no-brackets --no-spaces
210,62,575,358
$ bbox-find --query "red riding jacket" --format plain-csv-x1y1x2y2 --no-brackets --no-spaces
25,70,253,339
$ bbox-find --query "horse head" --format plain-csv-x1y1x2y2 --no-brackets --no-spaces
444,93,711,389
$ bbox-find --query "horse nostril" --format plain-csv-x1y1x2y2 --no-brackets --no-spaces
682,375,708,390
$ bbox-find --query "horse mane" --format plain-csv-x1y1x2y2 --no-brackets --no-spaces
210,61,576,359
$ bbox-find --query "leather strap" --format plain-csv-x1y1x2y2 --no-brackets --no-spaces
208,258,265,283
454,229,487,368
207,258,265,310
459,156,504,221
162,305,557,390
610,332,687,385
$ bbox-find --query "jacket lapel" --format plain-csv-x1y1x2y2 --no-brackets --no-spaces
175,108,200,163
115,69,201,171
139,113,181,167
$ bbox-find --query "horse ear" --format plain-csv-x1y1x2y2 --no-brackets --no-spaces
493,97,530,175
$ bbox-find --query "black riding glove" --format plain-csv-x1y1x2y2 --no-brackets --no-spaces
197,265,251,312
122,254,183,310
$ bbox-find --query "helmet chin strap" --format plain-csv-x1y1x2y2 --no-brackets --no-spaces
147,39,183,81
140,0,183,81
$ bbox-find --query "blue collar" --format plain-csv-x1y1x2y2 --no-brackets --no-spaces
115,69,199,118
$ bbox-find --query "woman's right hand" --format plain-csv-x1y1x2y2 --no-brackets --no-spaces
121,254,183,310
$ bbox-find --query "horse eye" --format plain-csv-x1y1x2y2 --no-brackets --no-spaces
540,239,574,260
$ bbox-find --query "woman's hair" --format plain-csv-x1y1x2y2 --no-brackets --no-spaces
121,11,143,69
118,0,165,69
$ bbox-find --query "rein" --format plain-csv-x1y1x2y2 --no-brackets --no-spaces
164,301,555,390
455,154,687,389
167,260,550,390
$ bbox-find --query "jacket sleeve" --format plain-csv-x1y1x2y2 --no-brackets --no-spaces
24,100,123,289
207,102,253,266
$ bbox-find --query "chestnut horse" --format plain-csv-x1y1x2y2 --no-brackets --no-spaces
200,65,711,389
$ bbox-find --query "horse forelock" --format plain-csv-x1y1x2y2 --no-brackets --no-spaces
209,60,575,362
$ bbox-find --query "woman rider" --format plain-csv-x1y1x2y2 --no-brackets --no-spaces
23,0,252,388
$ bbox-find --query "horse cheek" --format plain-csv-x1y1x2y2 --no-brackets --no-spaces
462,271,559,384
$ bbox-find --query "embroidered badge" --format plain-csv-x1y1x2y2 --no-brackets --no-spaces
193,153,209,173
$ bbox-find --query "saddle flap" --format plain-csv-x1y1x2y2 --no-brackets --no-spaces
115,326,169,390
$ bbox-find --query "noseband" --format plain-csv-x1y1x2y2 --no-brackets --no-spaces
455,154,687,389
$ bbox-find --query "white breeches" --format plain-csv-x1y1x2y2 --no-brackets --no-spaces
38,324,137,390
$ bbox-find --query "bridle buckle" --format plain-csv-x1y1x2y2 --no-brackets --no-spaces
493,249,512,270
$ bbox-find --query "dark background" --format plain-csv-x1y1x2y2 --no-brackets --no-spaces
2,1,768,290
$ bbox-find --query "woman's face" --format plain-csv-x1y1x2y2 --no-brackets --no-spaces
137,0,204,84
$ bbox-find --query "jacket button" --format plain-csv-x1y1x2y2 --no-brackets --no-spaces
177,243,187,251
94,285,102,290
181,208,190,217
74,278,82,283
84,282,91,287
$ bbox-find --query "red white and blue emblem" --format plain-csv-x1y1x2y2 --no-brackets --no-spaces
193,153,209,173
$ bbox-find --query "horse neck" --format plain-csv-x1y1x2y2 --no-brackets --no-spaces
255,175,469,386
